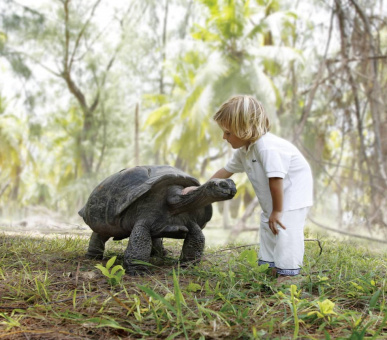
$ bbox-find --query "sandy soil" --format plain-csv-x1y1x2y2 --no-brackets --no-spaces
0,212,92,239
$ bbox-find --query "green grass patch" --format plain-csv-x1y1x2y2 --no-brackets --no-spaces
0,233,386,339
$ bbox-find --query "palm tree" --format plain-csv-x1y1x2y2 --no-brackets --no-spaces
144,0,302,175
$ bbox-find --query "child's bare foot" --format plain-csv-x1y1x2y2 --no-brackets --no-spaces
277,275,291,283
276,275,303,285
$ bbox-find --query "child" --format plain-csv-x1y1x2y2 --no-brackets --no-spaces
183,95,313,283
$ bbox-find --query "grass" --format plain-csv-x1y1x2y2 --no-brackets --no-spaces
0,231,386,339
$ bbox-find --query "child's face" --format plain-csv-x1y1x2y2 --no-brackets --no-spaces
219,126,249,149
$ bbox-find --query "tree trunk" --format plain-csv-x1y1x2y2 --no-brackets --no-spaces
134,103,140,166
159,0,169,95
227,197,259,242
223,200,231,229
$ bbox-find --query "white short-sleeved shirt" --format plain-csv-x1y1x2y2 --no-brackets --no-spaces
224,132,313,221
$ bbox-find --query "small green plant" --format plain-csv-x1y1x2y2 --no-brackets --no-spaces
238,248,270,274
276,284,306,339
186,282,202,293
0,311,23,331
276,285,303,339
290,285,301,339
307,299,337,322
95,256,125,286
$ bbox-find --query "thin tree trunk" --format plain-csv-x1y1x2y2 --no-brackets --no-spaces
227,197,259,242
350,0,387,183
96,97,107,173
134,103,140,166
10,165,22,201
0,180,10,199
292,1,334,143
331,0,386,229
160,0,169,95
335,0,376,195
223,200,231,229
61,0,123,175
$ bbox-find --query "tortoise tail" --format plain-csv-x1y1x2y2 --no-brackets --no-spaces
78,206,86,218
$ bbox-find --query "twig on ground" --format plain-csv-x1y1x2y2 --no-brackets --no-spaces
75,261,80,287
304,238,323,255
309,216,387,244
208,238,323,256
209,243,259,254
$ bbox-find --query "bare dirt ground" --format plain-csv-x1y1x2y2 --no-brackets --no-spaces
0,205,260,246
0,207,92,239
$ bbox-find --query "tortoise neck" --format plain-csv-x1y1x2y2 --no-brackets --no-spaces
167,185,214,215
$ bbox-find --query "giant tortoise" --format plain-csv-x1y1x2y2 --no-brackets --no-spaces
78,165,236,275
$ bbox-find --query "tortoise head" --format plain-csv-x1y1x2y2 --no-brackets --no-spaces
167,177,237,215
203,178,237,201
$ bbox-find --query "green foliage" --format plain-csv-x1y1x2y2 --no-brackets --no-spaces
0,31,7,52
186,282,202,293
0,311,23,331
238,248,258,266
8,54,32,79
0,1,44,76
95,256,125,286
0,103,30,204
307,299,337,320
143,49,226,173
193,0,251,45
0,1,146,213
0,233,386,338
138,285,177,315
144,0,300,178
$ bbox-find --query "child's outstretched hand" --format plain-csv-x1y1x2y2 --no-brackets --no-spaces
269,211,286,235
181,186,198,195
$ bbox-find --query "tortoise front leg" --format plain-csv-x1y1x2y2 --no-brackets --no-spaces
180,222,205,264
86,232,110,259
124,223,152,276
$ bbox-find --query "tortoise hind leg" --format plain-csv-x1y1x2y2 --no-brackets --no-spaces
86,232,110,260
151,238,167,257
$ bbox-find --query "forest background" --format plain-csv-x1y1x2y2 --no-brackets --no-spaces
0,0,386,244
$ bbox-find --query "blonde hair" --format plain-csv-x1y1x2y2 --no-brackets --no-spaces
213,95,270,143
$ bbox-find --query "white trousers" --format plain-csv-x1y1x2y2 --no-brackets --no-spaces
258,207,309,276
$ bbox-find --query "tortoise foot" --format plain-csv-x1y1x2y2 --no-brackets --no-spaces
126,266,151,276
85,253,104,260
180,259,201,268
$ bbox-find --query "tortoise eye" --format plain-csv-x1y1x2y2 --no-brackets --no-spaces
219,182,229,189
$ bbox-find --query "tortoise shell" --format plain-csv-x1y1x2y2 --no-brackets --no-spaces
79,165,200,226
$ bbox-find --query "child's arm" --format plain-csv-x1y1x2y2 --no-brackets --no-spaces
268,177,286,235
210,168,233,180
182,168,233,195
